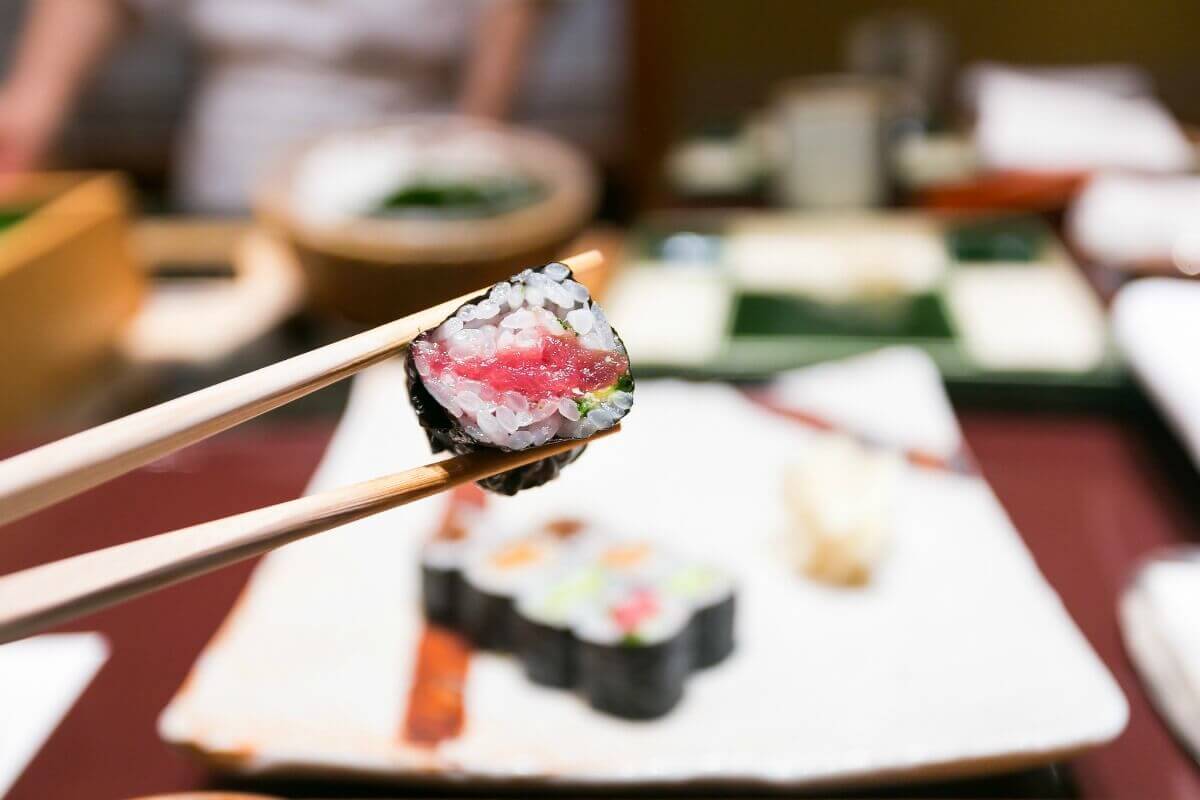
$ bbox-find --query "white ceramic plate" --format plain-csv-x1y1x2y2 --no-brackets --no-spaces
160,349,1126,789
1120,549,1200,766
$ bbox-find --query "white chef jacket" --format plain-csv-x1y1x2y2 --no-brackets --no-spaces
130,0,491,211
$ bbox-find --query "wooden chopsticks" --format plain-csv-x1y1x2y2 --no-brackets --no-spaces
0,250,605,528
0,426,618,644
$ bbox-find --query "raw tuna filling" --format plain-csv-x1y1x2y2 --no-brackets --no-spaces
410,264,632,451
416,334,627,404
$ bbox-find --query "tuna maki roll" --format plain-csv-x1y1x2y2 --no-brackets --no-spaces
575,586,693,720
460,535,565,649
513,565,605,687
406,262,634,495
662,564,736,669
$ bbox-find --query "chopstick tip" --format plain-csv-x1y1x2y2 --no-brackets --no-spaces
561,249,604,276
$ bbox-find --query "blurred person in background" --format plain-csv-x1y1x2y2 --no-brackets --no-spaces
0,0,539,211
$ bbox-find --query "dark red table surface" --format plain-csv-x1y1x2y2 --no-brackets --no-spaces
3,408,1200,800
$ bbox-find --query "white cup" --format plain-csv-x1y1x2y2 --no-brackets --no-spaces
772,76,912,209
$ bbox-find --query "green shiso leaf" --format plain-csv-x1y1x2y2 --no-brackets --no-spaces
575,373,632,416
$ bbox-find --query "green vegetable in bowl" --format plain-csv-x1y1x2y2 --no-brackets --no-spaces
374,178,545,219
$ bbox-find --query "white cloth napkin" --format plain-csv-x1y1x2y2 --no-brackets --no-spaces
1112,279,1200,469
971,67,1193,173
1121,553,1200,764
1070,173,1200,268
961,62,1154,108
0,634,108,797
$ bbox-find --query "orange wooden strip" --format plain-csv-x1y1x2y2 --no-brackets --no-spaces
402,484,484,746
403,624,472,747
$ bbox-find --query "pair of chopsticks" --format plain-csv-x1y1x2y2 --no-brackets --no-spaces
0,250,613,645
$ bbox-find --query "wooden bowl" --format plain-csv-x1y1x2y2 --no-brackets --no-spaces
255,117,597,325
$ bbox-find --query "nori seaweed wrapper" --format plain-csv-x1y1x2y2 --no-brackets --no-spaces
420,562,462,627
457,583,518,650
688,594,736,669
404,262,633,495
513,614,579,687
578,631,693,720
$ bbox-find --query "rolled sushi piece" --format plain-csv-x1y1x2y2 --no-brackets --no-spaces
419,485,487,627
420,538,468,627
662,563,736,669
406,262,634,495
575,586,693,720
460,535,565,649
513,565,605,687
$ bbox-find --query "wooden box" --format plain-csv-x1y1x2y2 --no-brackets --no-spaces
0,173,143,430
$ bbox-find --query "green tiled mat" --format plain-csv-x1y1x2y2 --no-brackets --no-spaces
616,212,1128,398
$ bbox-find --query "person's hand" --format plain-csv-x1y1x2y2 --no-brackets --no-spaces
0,87,59,174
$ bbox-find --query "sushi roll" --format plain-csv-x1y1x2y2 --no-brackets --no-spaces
662,563,736,669
459,535,565,649
419,485,487,627
512,565,605,687
420,538,468,627
575,586,693,719
406,262,635,495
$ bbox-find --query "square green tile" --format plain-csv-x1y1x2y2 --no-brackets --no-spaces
731,292,954,340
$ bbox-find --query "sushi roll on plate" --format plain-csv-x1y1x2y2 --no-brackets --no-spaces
513,565,605,687
459,535,566,649
420,537,469,627
406,261,635,495
662,563,736,669
575,586,694,720
417,514,739,719
418,485,487,627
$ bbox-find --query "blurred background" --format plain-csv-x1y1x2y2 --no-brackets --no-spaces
4,0,1200,213
3,1,1200,799
2,0,1199,424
